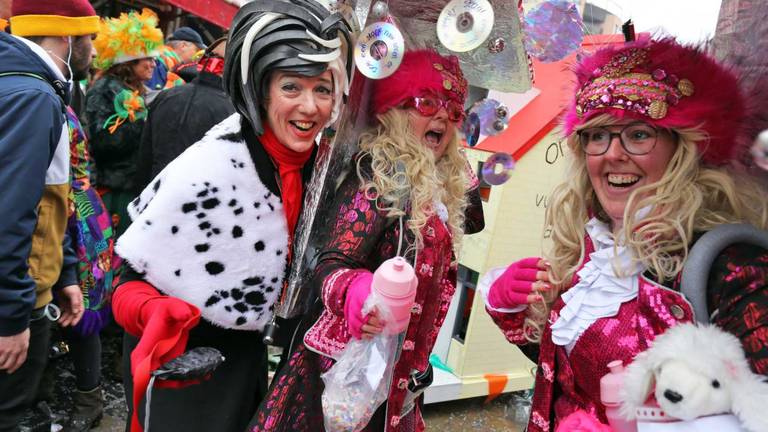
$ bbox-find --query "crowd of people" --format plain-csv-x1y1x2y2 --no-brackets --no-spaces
0,1,765,432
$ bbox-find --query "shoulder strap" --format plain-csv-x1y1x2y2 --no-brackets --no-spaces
0,71,68,105
680,224,768,323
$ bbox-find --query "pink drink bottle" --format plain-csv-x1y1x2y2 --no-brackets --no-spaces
372,257,418,334
600,360,637,432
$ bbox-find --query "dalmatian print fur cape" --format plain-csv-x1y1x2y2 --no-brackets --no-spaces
116,114,288,331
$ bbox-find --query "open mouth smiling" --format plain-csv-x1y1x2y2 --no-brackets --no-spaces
290,120,315,132
607,173,640,188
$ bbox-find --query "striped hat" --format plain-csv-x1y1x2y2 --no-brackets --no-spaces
10,0,98,37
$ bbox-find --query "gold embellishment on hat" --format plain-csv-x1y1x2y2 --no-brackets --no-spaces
677,79,694,97
648,100,668,119
432,57,467,104
576,48,694,120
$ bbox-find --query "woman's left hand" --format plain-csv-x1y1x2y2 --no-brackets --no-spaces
361,307,384,339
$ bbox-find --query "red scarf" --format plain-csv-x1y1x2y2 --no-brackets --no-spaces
259,124,313,237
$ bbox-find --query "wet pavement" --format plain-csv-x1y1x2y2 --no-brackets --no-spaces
19,332,531,432
19,332,126,432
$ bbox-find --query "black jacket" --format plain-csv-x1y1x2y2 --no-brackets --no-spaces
85,76,147,192
135,71,235,192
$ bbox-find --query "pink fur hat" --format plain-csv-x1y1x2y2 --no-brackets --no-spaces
563,37,745,165
370,49,468,116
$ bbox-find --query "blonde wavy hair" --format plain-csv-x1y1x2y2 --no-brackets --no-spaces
356,109,469,254
523,114,768,342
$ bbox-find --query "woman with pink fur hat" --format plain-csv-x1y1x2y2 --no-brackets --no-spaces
248,49,485,432
480,37,768,431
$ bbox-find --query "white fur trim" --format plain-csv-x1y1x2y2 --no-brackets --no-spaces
117,114,289,331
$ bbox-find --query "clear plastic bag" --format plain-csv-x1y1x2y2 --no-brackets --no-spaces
322,294,400,432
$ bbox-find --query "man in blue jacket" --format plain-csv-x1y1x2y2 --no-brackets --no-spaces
0,1,98,430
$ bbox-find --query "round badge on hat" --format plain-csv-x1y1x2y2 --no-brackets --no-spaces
354,22,405,79
437,0,495,53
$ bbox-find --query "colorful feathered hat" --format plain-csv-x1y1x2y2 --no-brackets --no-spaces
370,49,468,116
10,0,98,37
563,37,745,165
92,8,163,70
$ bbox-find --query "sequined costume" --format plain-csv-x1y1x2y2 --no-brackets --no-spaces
487,234,768,432
252,156,484,431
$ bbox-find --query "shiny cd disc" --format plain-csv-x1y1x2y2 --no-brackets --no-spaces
463,112,481,147
437,0,495,53
354,22,404,79
481,152,515,186
469,98,510,136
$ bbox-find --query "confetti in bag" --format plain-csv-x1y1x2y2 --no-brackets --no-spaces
322,294,401,432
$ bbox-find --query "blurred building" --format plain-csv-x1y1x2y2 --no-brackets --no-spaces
579,0,623,35
90,0,238,43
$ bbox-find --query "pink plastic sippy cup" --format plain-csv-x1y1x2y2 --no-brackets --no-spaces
372,257,418,334
600,360,637,432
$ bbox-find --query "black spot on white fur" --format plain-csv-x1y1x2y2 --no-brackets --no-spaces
245,291,265,305
232,226,243,238
243,276,262,286
202,198,220,209
254,241,265,252
205,261,225,275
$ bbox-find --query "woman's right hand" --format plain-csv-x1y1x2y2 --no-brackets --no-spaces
344,272,377,339
488,257,551,309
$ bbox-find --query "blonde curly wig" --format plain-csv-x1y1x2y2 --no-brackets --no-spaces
356,109,469,254
523,114,768,342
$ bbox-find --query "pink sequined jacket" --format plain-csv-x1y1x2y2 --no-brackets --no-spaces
488,235,768,432
303,156,484,431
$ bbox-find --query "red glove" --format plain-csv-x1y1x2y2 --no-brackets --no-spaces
112,281,200,432
344,272,373,339
488,257,548,309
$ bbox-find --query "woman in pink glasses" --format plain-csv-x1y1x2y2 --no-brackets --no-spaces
251,49,484,432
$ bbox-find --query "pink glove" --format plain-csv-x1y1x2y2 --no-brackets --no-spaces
488,257,546,309
344,272,373,339
556,410,612,432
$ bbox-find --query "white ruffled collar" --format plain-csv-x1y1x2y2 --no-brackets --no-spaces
550,217,645,353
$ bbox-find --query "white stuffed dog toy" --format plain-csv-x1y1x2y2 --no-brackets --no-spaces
620,323,768,432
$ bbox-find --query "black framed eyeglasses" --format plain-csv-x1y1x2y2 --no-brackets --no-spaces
577,122,661,156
